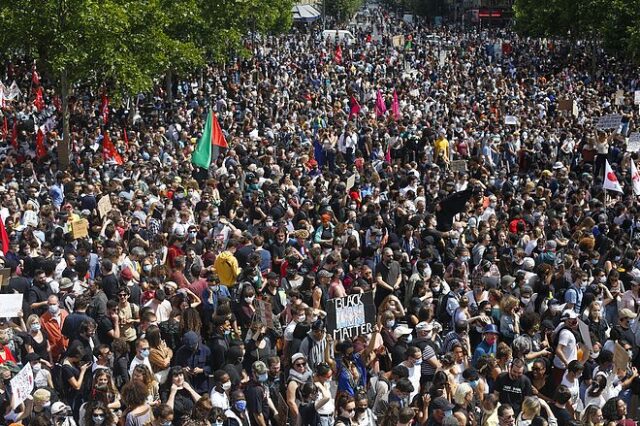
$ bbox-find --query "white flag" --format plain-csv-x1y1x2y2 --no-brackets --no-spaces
632,160,640,196
603,159,623,193
5,81,20,101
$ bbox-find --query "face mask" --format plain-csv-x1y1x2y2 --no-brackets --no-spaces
222,381,232,391
189,232,197,239
32,363,41,373
141,349,150,358
628,350,633,358
297,315,306,323
461,256,470,263
245,296,255,304
215,422,224,426
143,265,152,273
385,320,395,329
43,401,51,408
432,285,441,294
48,305,60,315
161,422,172,426
451,238,459,245
31,324,41,332
444,410,453,417
405,334,412,343
485,336,497,345
224,329,231,336
413,359,422,366
258,373,268,382
521,297,530,304
266,221,274,227
344,410,355,419
591,259,599,265
469,380,478,389
590,351,600,360
235,400,247,412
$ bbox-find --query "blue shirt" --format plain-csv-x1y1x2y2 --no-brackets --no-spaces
337,353,367,396
472,340,496,366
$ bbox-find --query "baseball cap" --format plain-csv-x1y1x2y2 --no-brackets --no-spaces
253,361,267,375
483,324,499,334
415,322,434,333
393,325,413,339
51,402,70,416
620,308,637,320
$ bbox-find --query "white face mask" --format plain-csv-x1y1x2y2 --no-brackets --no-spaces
222,381,232,391
245,296,255,304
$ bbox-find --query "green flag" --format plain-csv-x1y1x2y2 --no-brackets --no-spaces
191,110,212,169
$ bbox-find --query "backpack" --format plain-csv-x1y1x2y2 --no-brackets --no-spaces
367,374,390,408
436,291,457,330
51,363,68,400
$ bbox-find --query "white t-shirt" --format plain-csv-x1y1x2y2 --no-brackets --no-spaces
553,329,577,369
402,361,421,401
560,372,583,412
210,388,230,410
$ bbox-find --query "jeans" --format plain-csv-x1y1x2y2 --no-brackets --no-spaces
319,415,334,426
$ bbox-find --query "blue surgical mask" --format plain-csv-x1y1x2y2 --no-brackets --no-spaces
469,380,478,389
235,400,247,411
461,256,470,263
141,349,150,358
444,410,453,417
258,373,268,382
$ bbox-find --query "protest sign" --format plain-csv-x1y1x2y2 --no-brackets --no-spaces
276,392,288,426
635,90,640,105
615,89,625,106
577,319,593,351
10,363,33,409
558,98,573,111
0,268,9,286
596,114,623,130
628,133,640,152
572,100,579,118
326,292,376,341
438,50,447,67
72,219,89,239
0,294,22,318
97,195,112,218
504,115,518,125
346,174,356,192
451,160,468,173
614,342,630,370
392,35,405,48
255,299,274,329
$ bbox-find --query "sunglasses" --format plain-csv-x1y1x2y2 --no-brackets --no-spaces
295,362,307,367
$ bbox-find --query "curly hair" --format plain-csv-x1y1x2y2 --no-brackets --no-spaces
121,379,149,409
82,400,116,426
181,307,203,334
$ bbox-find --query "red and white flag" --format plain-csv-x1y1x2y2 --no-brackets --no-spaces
603,159,623,193
631,159,640,196
334,45,343,64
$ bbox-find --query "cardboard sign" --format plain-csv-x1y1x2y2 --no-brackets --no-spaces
628,133,640,152
276,392,288,426
504,115,518,125
635,90,640,105
577,319,593,351
613,342,630,370
392,35,405,48
0,294,23,318
0,268,9,287
451,160,468,173
10,363,33,409
572,100,579,118
596,114,623,130
615,89,625,106
346,174,356,192
97,195,112,218
255,299,274,329
558,98,573,112
326,292,376,341
72,219,89,239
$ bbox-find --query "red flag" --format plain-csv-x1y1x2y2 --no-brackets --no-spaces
35,128,46,159
34,87,44,111
101,95,109,124
212,113,228,148
123,126,129,150
335,45,343,64
102,132,123,165
31,65,40,86
11,119,17,149
2,117,7,141
349,96,361,119
0,216,8,255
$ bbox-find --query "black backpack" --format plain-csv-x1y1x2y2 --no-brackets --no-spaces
51,363,68,399
436,291,457,330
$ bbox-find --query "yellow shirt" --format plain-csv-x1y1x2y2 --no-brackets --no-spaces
434,137,450,161
214,251,240,287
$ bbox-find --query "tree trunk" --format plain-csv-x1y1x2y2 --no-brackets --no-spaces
58,69,70,171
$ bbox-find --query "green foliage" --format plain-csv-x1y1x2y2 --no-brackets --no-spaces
325,0,364,21
513,0,640,61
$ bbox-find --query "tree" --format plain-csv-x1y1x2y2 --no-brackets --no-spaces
324,0,364,22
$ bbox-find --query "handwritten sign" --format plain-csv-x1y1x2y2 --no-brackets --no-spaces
615,89,625,106
255,299,274,329
72,219,89,239
0,294,22,318
596,114,623,130
504,115,518,125
614,342,630,370
628,133,640,152
97,195,112,218
10,363,33,409
635,90,640,105
577,319,593,351
451,160,468,173
326,292,376,341
0,269,9,287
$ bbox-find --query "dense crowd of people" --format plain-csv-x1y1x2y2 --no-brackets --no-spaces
1,3,640,426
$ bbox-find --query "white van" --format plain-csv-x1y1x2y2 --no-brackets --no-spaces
322,30,357,46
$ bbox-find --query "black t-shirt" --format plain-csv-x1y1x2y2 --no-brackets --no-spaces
101,274,120,300
494,372,532,415
245,382,270,426
299,400,319,426
550,405,572,426
96,315,115,345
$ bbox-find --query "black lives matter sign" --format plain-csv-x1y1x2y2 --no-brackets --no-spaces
326,292,376,341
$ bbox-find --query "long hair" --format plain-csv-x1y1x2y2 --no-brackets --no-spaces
82,400,116,426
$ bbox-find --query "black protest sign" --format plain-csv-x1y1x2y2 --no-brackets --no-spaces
326,292,376,341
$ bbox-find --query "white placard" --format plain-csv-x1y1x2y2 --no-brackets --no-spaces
572,100,579,118
10,363,33,409
504,115,518,125
635,90,640,105
628,133,640,152
596,114,623,130
615,89,625,106
0,294,23,318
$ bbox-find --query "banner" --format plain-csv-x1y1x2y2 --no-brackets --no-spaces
628,133,640,152
326,292,376,341
596,114,623,130
10,363,33,409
